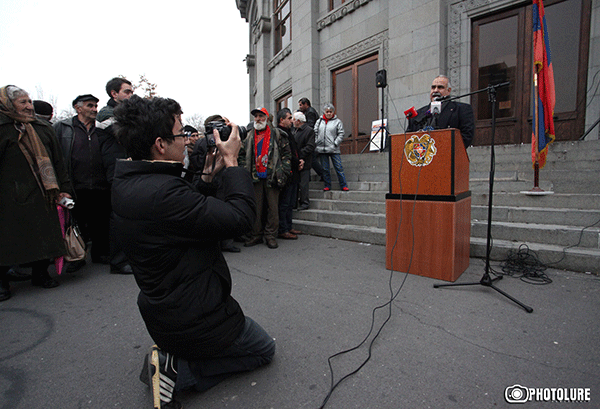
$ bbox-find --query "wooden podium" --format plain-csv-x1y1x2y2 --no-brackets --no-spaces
386,129,470,282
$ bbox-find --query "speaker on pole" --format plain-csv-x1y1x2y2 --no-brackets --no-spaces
376,69,387,88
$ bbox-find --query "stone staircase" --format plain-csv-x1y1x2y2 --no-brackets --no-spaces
292,140,600,273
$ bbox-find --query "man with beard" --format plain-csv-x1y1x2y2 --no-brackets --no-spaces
239,107,291,249
407,75,474,148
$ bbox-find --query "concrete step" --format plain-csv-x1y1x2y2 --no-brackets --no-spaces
470,237,600,274
470,179,554,193
293,208,386,229
471,220,600,249
309,188,386,202
471,192,600,210
307,198,386,214
291,219,386,246
472,205,600,227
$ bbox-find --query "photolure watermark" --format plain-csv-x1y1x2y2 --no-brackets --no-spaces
505,384,591,404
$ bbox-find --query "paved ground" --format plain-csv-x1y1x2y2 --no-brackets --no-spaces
1,235,599,409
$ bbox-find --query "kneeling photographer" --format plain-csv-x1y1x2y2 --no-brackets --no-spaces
111,96,275,409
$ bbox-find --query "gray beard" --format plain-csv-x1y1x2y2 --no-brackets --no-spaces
254,121,267,131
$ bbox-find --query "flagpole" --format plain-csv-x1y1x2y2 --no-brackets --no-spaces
533,71,542,191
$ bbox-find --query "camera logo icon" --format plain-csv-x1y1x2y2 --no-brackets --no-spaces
505,384,530,403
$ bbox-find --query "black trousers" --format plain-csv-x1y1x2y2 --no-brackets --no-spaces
72,189,110,261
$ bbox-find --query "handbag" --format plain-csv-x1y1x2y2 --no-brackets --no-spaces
64,213,86,262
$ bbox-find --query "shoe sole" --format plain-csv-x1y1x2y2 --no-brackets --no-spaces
149,346,179,409
149,346,162,409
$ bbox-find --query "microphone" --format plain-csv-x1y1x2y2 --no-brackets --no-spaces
404,106,418,119
430,101,442,115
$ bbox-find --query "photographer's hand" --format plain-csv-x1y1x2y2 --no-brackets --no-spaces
215,120,241,168
201,146,224,183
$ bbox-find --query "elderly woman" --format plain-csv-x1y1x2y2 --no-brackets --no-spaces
0,85,74,301
314,103,349,191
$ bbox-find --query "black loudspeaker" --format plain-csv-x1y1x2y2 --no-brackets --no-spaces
376,69,387,88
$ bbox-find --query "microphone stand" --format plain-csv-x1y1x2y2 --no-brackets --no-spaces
433,82,533,313
361,82,387,153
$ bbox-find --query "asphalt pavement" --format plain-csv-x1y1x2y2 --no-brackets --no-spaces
1,234,599,409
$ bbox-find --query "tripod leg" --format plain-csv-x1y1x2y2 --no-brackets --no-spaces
489,284,533,313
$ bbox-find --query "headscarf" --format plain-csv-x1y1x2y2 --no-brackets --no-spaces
0,85,60,205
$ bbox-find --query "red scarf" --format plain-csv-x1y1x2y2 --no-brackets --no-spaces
323,114,330,124
254,125,271,178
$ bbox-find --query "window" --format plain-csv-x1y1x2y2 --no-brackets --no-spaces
274,0,291,54
330,0,347,11
276,93,293,113
332,55,379,154
471,0,590,145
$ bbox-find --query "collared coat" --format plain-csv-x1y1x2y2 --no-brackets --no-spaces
0,113,73,265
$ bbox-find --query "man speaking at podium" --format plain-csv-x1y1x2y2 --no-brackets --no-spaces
407,75,474,148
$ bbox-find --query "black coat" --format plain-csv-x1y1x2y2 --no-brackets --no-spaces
293,123,316,169
407,100,475,148
0,113,73,265
111,160,256,359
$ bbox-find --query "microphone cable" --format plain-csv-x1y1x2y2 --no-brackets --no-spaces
317,108,426,408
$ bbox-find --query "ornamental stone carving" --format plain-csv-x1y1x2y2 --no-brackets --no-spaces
317,0,374,31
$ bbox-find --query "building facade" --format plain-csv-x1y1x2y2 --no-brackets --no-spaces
236,0,599,154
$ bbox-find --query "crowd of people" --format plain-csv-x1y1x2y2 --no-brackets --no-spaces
0,74,472,408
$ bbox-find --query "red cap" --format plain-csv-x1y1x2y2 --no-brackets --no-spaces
251,107,269,117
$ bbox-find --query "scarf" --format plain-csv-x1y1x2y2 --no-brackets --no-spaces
0,86,60,205
254,125,271,179
323,114,330,124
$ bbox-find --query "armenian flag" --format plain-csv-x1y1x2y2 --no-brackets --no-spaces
532,0,555,169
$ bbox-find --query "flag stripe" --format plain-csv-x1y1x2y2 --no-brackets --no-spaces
532,0,556,169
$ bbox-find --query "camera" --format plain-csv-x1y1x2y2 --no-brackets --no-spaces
204,121,247,147
505,385,529,403
59,197,75,209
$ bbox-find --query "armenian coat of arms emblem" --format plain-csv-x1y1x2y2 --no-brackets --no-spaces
404,134,437,167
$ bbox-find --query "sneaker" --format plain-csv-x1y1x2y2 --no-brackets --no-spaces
342,187,350,191
323,187,330,191
148,345,181,409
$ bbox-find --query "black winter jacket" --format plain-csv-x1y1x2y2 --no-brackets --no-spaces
111,160,256,359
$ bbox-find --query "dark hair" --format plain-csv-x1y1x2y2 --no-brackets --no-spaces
276,108,292,126
204,114,224,127
183,125,198,134
114,95,182,160
106,77,132,98
298,97,311,106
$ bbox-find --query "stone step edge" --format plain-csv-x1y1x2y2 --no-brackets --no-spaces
293,219,385,233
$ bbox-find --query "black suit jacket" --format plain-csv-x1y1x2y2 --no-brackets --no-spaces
407,100,474,148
